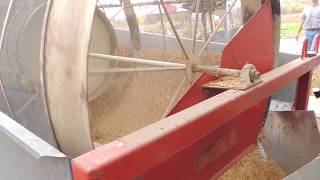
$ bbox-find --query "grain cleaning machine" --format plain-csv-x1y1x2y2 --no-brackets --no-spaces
0,0,320,179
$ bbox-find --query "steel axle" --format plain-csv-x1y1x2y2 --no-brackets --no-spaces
89,53,261,84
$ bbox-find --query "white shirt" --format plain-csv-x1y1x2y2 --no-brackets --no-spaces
302,3,320,30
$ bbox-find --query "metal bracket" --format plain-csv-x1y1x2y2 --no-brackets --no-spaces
236,64,261,90
202,64,261,90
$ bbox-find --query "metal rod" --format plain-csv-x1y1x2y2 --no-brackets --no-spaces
198,0,238,56
209,11,214,33
89,53,186,67
159,0,189,60
0,0,12,54
110,7,124,20
15,94,38,116
89,53,246,77
98,1,190,8
201,12,208,52
97,0,226,8
158,4,167,50
193,65,240,77
192,0,200,54
89,67,185,74
0,0,14,119
162,75,187,118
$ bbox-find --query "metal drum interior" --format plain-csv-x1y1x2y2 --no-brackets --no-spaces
88,9,118,101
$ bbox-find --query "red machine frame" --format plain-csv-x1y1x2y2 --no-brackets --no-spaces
72,1,319,179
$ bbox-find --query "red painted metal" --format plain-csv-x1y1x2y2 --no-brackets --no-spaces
296,37,314,110
73,56,320,180
301,38,308,59
294,71,313,110
155,1,274,178
168,0,274,115
313,35,320,53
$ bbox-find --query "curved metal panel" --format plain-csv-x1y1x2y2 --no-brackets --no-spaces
88,9,118,101
0,0,57,147
44,0,96,157
0,112,71,180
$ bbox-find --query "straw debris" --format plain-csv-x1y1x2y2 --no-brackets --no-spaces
219,143,287,180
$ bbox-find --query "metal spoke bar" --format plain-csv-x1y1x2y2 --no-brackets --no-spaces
158,4,167,50
162,75,187,118
89,53,185,67
209,10,214,33
89,65,243,77
89,53,254,78
198,0,238,56
110,7,124,20
192,0,200,54
159,0,189,60
97,0,226,8
193,65,240,77
0,0,14,119
98,1,190,8
89,67,185,74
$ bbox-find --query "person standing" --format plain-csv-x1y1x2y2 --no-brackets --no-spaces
296,0,320,50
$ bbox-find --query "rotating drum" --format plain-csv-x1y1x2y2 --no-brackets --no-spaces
0,0,281,158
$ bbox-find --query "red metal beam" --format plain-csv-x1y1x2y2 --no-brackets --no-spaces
72,56,320,180
294,71,313,110
301,38,308,59
313,35,320,53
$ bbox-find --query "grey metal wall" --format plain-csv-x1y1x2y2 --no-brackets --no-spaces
115,28,226,53
0,0,57,147
0,111,72,180
285,156,320,180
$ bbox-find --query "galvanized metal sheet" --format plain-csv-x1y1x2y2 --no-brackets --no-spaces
0,111,72,180
262,111,320,174
271,53,300,106
115,29,226,53
0,0,57,147
285,156,320,180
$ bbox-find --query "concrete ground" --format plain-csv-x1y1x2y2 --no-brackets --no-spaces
280,38,303,55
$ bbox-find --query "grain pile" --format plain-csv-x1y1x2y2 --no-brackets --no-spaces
219,142,287,180
89,48,220,144
206,76,240,89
